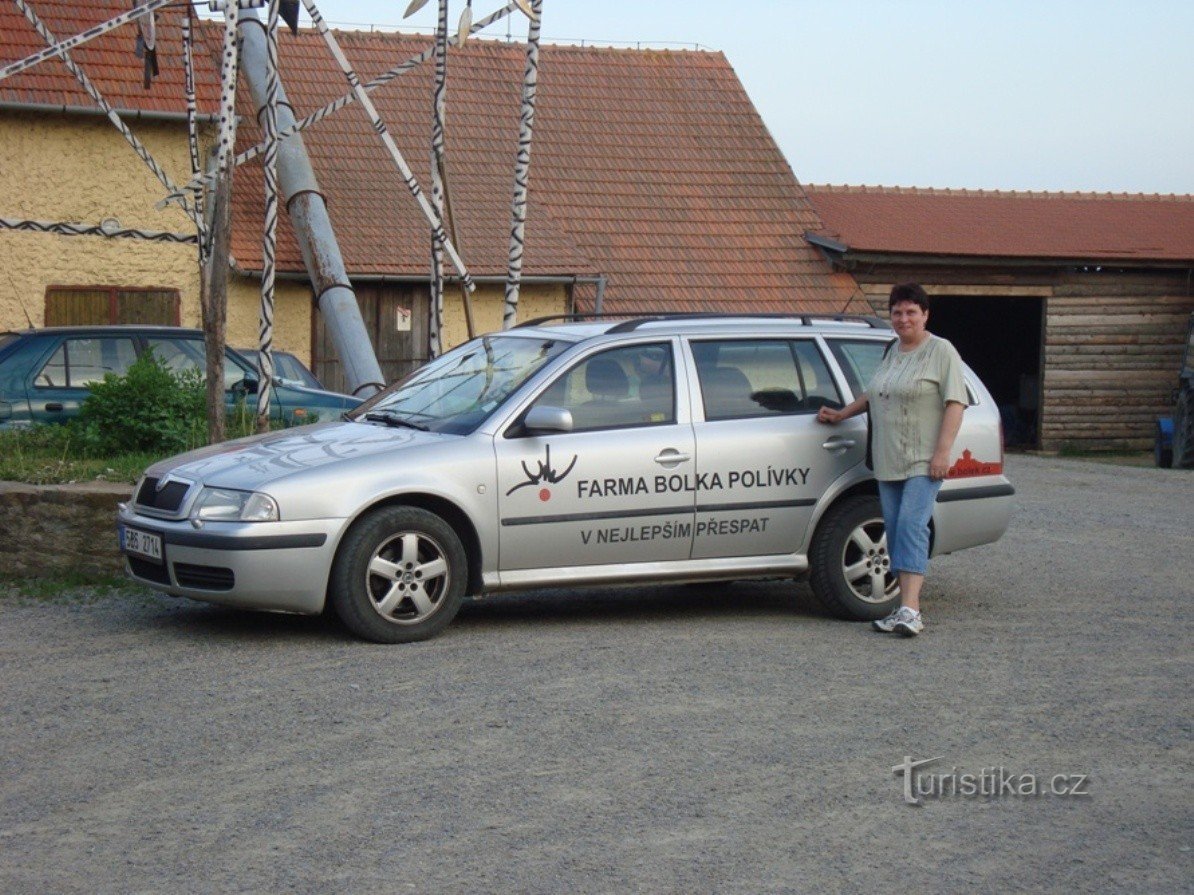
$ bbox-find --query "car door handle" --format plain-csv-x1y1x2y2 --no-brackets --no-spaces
821,437,856,451
654,449,691,466
44,402,64,412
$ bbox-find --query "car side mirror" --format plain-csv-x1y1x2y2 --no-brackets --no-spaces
233,375,260,395
524,405,573,434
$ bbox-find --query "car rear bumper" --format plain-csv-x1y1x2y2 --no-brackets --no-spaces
116,509,344,614
931,478,1014,556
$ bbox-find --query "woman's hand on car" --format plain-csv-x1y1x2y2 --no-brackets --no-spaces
817,406,844,424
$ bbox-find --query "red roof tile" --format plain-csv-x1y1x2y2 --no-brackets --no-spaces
0,0,220,115
213,28,862,313
805,185,1194,263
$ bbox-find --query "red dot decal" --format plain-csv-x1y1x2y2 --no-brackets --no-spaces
539,488,551,502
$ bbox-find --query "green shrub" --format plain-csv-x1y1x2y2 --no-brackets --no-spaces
72,351,206,455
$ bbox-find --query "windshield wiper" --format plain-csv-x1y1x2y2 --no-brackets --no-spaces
364,410,430,431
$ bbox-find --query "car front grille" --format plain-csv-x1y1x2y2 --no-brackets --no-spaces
173,563,235,591
134,477,191,515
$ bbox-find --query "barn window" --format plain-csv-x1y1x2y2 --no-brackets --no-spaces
44,287,181,327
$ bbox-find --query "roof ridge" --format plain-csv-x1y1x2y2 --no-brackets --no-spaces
802,183,1194,202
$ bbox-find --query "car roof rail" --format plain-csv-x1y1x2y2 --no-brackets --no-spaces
514,312,614,328
516,311,889,332
604,312,890,333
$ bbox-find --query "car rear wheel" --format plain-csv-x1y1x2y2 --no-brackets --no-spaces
330,506,467,643
808,495,900,620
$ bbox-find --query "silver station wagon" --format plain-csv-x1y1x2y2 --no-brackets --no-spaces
117,314,1014,642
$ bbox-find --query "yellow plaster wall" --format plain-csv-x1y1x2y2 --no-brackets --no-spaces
226,275,313,363
441,282,568,348
0,110,206,330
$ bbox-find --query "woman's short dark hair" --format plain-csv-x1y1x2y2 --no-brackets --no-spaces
889,282,930,312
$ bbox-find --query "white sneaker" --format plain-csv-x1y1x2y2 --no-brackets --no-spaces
872,606,922,634
893,609,924,637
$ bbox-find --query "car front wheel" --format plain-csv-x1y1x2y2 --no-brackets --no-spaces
808,495,900,620
330,506,467,643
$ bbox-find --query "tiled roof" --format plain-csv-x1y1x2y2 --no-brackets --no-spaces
213,28,863,313
804,185,1194,263
0,0,220,115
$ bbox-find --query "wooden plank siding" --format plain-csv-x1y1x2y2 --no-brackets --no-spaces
851,266,1194,451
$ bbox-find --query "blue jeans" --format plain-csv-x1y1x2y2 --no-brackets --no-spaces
877,476,943,576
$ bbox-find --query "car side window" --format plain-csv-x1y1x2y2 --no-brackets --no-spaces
145,338,246,390
531,343,675,432
691,339,842,420
825,338,893,395
35,337,137,388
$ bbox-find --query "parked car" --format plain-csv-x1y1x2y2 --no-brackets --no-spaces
117,314,1014,643
0,326,360,429
236,348,325,391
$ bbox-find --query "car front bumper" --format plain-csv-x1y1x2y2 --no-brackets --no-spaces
116,507,345,615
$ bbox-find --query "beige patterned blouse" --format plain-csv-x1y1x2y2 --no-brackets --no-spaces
866,335,971,481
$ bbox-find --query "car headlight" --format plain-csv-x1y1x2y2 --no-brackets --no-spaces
192,487,279,522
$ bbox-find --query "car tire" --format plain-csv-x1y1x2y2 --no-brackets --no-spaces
330,506,467,643
808,495,900,621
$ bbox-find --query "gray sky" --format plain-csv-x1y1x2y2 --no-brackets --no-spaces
294,0,1193,194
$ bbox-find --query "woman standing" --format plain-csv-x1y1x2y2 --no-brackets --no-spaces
817,283,970,636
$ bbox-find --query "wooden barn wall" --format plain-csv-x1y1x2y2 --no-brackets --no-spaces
846,264,1194,452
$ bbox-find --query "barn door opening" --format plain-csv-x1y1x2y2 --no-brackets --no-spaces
312,284,429,393
928,296,1043,448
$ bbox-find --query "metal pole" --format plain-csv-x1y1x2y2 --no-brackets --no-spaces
236,9,385,396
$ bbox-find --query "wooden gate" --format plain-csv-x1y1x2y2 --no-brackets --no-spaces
312,283,429,393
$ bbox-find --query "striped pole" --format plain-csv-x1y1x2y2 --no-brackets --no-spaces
0,0,176,83
299,0,475,293
162,3,522,206
502,0,543,329
0,218,197,243
12,0,200,231
256,0,281,430
428,0,449,359
182,6,207,259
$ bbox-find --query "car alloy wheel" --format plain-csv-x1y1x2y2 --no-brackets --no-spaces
365,530,452,624
840,517,897,604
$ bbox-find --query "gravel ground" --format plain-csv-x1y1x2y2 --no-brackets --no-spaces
0,455,1190,894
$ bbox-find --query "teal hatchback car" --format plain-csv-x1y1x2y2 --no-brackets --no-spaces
0,326,361,429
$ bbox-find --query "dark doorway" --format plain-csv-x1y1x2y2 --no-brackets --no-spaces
928,295,1043,447
312,283,429,393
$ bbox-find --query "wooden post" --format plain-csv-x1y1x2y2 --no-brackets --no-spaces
202,163,232,445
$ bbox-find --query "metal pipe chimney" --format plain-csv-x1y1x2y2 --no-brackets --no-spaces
236,10,385,396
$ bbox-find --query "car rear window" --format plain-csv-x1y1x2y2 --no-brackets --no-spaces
690,339,842,420
825,338,894,395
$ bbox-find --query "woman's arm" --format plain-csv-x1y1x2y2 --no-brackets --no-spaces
929,400,966,479
817,393,868,425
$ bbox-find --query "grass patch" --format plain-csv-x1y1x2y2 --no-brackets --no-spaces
0,570,142,603
0,426,157,484
0,411,298,485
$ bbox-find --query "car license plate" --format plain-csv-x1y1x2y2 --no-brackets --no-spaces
120,525,163,564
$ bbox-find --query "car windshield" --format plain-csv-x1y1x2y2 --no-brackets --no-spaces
350,335,569,434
